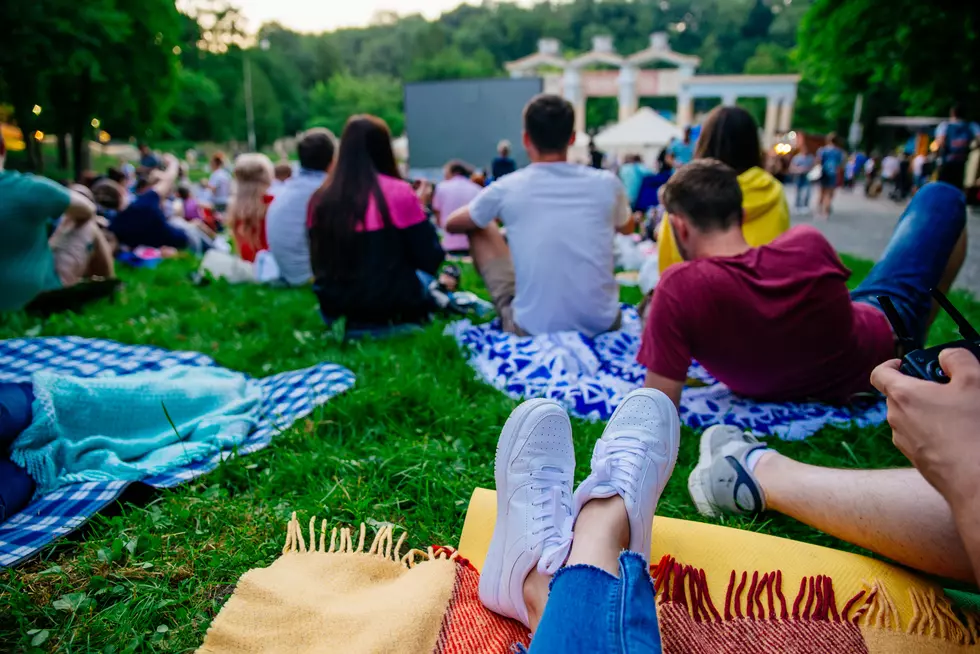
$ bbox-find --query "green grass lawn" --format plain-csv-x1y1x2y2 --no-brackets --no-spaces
1,254,978,652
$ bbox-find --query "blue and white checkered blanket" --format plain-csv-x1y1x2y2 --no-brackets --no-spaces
0,337,355,567
447,306,886,440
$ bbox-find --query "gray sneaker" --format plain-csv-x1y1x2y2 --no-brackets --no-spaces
688,425,768,518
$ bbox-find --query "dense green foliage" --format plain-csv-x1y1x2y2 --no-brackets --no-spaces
2,0,977,168
1,0,813,162
3,254,976,652
798,0,980,145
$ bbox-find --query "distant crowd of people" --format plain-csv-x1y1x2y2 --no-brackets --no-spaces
782,104,979,219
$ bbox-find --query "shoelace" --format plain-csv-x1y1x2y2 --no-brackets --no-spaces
529,466,574,574
590,435,651,504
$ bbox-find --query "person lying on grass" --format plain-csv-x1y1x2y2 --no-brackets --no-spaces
0,132,115,313
446,93,635,338
689,347,980,588
639,159,967,407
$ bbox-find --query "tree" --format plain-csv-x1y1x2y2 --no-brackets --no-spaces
798,0,980,138
744,43,795,75
0,0,180,176
406,47,500,82
307,74,404,137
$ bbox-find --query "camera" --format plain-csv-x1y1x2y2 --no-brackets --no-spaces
877,289,980,383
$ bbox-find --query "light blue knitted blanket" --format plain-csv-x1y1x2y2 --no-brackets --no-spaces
11,366,262,495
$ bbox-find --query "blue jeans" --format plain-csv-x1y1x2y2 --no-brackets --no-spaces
795,175,811,208
528,551,662,654
0,382,36,523
851,182,967,348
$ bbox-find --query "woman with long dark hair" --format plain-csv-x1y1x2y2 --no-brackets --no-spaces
309,115,444,327
656,106,790,274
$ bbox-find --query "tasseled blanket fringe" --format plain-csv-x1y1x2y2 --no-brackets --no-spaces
651,554,980,645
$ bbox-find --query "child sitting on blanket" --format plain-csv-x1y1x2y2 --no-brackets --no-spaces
228,154,274,263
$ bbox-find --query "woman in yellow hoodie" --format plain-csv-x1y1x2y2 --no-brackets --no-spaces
657,106,790,273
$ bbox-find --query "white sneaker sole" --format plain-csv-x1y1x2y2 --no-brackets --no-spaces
688,425,727,518
479,398,566,625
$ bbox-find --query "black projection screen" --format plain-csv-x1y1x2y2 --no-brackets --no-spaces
404,77,544,172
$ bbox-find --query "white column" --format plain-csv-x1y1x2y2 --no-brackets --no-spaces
676,90,693,128
617,65,638,122
778,96,795,131
763,96,780,146
562,67,586,134
721,91,738,107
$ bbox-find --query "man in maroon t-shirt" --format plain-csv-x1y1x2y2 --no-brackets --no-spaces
639,159,967,407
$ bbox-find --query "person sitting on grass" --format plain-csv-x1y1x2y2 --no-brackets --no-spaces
431,159,482,256
107,154,211,253
446,94,634,338
207,152,233,215
491,140,517,180
0,132,115,312
265,128,336,286
227,153,274,263
639,159,966,407
689,347,980,587
308,115,444,328
272,161,293,190
657,106,790,275
480,387,678,648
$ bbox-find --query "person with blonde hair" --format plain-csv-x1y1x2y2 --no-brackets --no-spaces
228,153,274,262
491,139,517,180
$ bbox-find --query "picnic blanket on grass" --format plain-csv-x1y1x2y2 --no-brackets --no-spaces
0,337,355,567
198,493,980,653
447,306,886,440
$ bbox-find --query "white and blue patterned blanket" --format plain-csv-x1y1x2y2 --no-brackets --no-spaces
0,337,355,567
447,306,886,440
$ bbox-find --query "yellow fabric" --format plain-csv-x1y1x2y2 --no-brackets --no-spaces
198,519,457,654
657,166,790,275
459,488,944,634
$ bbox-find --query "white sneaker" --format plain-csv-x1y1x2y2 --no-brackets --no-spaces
479,399,575,628
572,389,679,562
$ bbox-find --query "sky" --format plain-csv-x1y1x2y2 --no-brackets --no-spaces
232,0,486,33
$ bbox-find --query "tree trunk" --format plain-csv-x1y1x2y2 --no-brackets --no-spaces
57,133,69,170
71,71,92,181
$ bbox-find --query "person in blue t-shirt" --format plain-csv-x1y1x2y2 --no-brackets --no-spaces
667,127,695,167
816,133,845,218
936,104,980,191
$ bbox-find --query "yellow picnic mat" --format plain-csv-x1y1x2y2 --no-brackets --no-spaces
460,488,980,653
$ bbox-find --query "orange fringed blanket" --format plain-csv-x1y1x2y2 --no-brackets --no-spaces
198,495,980,653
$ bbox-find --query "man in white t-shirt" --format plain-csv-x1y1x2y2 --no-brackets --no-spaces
446,94,634,337
207,153,232,212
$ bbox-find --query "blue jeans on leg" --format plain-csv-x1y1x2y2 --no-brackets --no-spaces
0,382,36,523
528,551,662,654
850,182,967,348
795,175,811,208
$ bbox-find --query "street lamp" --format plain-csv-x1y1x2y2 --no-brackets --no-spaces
244,38,271,152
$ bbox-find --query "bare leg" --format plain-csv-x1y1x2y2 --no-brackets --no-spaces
523,497,630,632
755,452,975,581
467,222,511,274
84,228,116,279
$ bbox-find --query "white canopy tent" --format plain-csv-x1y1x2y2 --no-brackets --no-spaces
593,108,683,162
